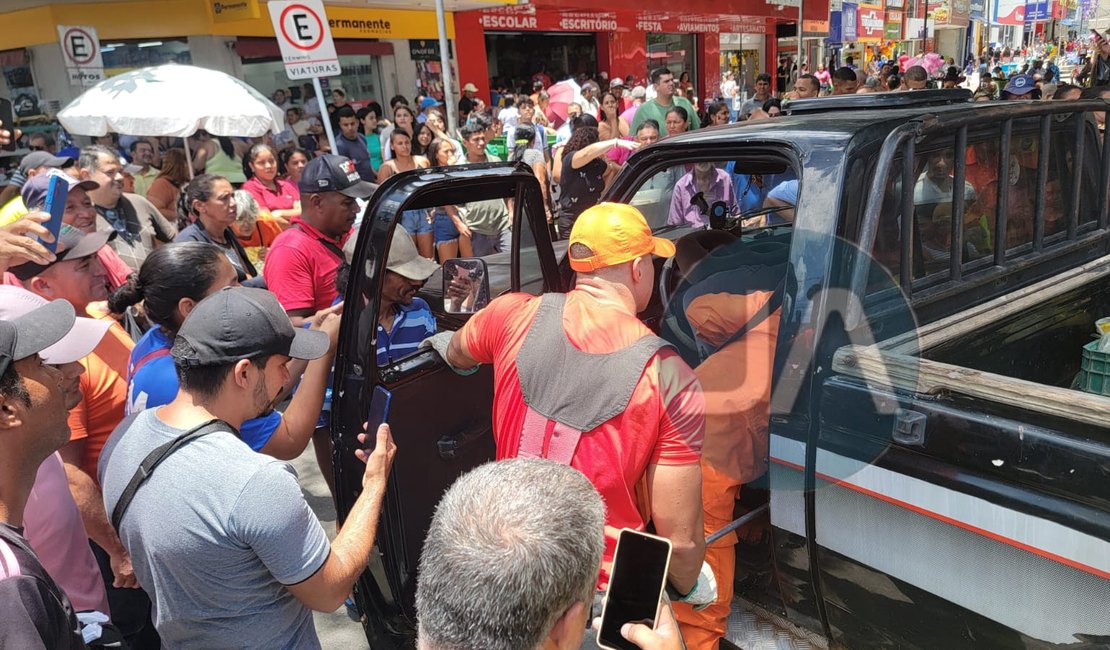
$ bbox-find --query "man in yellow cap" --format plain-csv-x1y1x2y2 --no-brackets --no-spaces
432,202,713,609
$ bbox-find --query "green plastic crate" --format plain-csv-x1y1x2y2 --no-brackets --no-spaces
486,136,507,160
1076,340,1110,396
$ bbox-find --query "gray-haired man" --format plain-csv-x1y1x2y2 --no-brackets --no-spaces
415,459,685,650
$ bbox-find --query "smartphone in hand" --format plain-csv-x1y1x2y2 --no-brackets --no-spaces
0,98,16,152
597,529,673,650
41,174,69,253
365,385,392,452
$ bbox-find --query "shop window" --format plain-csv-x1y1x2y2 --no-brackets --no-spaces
1,49,46,126
100,39,191,73
647,34,696,91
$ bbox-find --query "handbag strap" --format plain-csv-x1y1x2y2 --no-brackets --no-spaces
110,419,233,533
293,223,346,261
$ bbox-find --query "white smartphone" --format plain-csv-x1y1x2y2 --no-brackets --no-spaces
596,529,673,650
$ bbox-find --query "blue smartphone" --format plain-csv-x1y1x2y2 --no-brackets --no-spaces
40,174,68,253
365,385,392,451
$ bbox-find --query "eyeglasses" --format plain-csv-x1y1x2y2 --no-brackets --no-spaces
29,145,45,151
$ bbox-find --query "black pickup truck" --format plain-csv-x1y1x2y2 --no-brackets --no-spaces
331,92,1110,649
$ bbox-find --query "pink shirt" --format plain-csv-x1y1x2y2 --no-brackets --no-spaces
263,217,349,312
24,453,111,615
242,176,300,213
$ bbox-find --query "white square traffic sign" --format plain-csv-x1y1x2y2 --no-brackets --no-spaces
57,25,105,87
268,0,341,80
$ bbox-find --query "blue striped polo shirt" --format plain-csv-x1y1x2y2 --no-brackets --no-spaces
377,298,437,366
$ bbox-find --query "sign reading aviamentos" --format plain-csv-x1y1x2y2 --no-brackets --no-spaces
267,0,341,79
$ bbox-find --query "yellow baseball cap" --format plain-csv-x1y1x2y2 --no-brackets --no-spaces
568,203,676,272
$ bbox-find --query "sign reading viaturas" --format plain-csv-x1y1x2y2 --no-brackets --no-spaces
267,0,341,79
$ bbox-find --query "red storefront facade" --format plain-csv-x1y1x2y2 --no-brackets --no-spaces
454,0,830,106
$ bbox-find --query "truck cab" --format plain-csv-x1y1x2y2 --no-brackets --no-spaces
332,93,1110,649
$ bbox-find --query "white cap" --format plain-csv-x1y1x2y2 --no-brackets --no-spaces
0,286,109,364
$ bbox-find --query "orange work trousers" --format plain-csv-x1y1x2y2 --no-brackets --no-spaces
673,461,741,650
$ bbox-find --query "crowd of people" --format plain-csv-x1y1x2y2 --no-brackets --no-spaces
1,32,1107,649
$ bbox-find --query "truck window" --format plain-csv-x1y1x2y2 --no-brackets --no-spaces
868,116,1099,292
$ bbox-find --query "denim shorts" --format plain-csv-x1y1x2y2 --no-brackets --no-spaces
400,209,433,236
433,210,460,244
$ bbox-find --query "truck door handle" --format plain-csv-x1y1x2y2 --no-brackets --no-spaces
892,409,927,447
437,423,492,460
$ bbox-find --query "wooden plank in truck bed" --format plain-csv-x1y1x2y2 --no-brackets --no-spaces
831,253,1110,428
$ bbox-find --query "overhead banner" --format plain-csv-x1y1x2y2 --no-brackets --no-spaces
857,4,885,41
994,0,1025,24
829,8,844,42
843,2,859,41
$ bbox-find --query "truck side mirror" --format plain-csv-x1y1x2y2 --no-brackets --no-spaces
442,258,491,315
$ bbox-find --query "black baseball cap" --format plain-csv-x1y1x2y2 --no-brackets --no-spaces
172,287,329,367
0,299,77,380
297,154,377,199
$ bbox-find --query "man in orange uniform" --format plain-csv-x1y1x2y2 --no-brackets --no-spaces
430,202,715,609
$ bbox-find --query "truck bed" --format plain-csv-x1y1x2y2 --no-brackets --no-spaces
832,253,1110,433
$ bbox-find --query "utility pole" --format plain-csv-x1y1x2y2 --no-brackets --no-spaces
798,0,806,75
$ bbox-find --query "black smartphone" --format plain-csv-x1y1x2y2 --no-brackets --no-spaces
40,174,68,253
365,385,392,451
0,98,15,152
596,529,672,650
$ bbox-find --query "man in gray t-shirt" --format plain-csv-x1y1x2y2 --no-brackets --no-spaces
99,287,397,649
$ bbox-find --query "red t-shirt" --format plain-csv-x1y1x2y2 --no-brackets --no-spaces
263,217,348,312
242,176,300,214
458,288,705,578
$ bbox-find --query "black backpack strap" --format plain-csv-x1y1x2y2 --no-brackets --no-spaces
293,223,346,261
110,419,232,533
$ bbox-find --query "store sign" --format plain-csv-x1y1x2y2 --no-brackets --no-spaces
994,0,1025,24
267,0,340,79
57,25,104,86
932,0,971,25
885,0,904,8
969,0,986,19
479,6,617,32
211,0,260,22
1024,0,1051,21
635,12,719,33
857,4,885,41
408,39,452,61
842,2,859,41
721,16,774,35
831,0,844,9
803,19,830,34
884,10,903,38
766,0,802,7
904,16,926,38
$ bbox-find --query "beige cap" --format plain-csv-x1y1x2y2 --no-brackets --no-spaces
387,227,439,281
462,82,479,93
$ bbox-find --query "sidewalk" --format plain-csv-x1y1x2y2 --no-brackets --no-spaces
290,445,372,649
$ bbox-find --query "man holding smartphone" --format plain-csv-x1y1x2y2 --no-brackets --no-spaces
431,203,712,606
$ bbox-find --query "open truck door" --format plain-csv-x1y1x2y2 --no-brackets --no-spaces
330,163,562,648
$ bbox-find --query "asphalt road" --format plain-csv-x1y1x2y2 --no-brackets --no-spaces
290,444,372,649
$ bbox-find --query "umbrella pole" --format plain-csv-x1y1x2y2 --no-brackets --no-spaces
183,135,195,180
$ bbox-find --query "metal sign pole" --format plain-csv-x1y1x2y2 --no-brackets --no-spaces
313,76,338,155
435,0,458,136
798,0,805,77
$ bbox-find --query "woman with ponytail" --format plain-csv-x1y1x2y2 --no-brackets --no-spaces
112,242,340,459
508,124,553,225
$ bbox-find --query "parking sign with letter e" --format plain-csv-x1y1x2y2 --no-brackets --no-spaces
267,0,341,79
